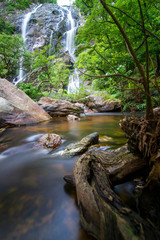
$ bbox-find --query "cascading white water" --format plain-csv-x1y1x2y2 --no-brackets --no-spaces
14,4,42,85
49,30,54,56
65,8,80,93
58,0,79,93
65,10,75,59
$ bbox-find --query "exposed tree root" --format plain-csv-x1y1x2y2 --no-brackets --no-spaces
120,108,160,186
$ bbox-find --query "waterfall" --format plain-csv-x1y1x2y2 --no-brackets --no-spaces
49,30,54,56
65,10,75,59
65,8,80,93
58,0,80,93
13,4,42,85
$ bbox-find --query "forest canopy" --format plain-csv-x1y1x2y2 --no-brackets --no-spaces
74,0,160,116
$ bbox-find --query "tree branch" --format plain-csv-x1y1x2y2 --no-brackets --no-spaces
78,69,139,82
138,0,153,119
135,36,149,52
82,0,93,8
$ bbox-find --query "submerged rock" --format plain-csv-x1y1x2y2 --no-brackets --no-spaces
0,78,51,128
35,133,62,150
38,97,83,117
53,132,99,156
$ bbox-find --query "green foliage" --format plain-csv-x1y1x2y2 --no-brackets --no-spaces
0,18,15,34
40,84,89,102
50,59,70,89
30,46,70,91
74,0,92,15
74,0,160,112
94,91,120,102
67,85,89,102
6,0,31,11
0,33,26,79
4,0,57,12
19,82,42,101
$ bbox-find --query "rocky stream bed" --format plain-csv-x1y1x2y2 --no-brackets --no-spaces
0,78,160,240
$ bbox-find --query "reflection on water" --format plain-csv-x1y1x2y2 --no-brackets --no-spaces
0,115,126,240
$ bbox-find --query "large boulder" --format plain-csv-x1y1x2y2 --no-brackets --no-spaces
38,97,83,117
85,95,121,112
0,78,51,128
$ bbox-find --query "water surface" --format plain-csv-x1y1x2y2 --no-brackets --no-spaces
0,115,126,240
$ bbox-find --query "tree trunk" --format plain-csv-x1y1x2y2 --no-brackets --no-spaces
156,52,160,76
99,0,154,120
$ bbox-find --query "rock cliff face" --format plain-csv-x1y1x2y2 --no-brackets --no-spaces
13,4,79,53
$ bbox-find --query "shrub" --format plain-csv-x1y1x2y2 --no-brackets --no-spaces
19,82,42,101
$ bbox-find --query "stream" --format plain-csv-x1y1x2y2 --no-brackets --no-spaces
0,114,126,240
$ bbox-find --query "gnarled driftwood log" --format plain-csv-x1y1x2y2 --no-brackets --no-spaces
73,149,159,240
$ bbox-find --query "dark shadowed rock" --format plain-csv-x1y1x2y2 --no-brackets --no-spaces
0,78,51,128
38,97,83,117
53,132,99,156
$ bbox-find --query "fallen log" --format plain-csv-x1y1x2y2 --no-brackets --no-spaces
91,146,148,185
73,150,160,240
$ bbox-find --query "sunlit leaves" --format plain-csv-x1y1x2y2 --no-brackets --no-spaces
74,0,160,112
31,46,70,91
0,33,25,78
